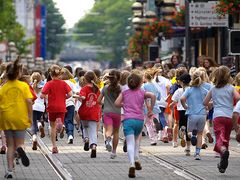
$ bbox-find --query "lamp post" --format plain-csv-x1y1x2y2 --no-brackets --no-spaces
131,0,147,68
6,42,16,62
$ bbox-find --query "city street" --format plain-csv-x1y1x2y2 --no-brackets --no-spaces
1,125,240,180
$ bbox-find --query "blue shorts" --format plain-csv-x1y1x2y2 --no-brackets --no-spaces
4,130,26,139
122,119,144,137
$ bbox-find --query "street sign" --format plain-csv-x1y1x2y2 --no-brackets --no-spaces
189,1,228,27
229,30,240,55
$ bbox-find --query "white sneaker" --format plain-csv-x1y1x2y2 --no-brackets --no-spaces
110,153,117,159
172,141,178,148
68,135,73,144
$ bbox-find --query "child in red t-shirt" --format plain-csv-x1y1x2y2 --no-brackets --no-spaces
41,65,72,154
78,71,101,158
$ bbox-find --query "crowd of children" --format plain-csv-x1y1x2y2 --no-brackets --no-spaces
0,57,240,178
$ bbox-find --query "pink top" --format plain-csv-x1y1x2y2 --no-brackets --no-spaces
122,88,145,121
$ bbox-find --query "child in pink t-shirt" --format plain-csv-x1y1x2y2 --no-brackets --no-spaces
115,70,156,178
41,65,72,154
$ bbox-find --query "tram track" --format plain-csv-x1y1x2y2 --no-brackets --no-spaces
26,131,72,180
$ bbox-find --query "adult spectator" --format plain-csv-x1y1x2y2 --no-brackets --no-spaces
170,55,181,69
203,56,218,74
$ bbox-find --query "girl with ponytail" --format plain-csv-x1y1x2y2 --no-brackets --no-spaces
0,58,33,178
180,70,208,160
41,65,72,154
78,71,101,158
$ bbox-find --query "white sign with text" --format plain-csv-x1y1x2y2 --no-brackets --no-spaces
189,1,228,27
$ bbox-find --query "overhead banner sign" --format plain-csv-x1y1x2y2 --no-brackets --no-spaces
189,1,228,27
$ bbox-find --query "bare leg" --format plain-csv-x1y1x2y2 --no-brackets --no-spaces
50,121,57,148
6,137,15,171
112,128,119,154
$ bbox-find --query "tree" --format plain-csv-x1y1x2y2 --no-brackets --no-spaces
41,0,66,59
74,0,133,67
0,0,33,55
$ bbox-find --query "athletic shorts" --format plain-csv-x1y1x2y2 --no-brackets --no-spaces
122,119,144,137
48,112,65,123
4,130,26,139
187,115,206,132
103,112,121,129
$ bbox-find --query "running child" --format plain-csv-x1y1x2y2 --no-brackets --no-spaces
0,58,33,178
181,71,208,160
204,66,240,173
41,65,72,154
98,69,121,159
115,70,156,178
78,71,101,158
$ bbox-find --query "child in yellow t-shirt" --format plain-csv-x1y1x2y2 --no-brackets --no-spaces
0,58,33,178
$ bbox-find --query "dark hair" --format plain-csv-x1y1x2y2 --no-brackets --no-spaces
93,69,101,78
78,70,87,78
127,72,143,90
107,69,121,98
74,67,83,77
64,65,73,74
6,57,22,81
120,70,130,86
84,71,99,93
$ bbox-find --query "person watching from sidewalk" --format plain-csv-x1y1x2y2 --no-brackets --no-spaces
41,65,72,154
115,70,156,178
0,58,33,178
203,66,240,173
97,69,121,159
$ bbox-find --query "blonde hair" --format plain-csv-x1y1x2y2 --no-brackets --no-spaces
168,69,176,79
144,69,154,82
31,72,42,84
235,72,240,86
197,67,209,83
176,67,188,79
189,67,197,77
190,70,202,87
50,65,62,78
61,68,74,80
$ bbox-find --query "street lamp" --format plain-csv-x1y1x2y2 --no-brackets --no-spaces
6,42,16,62
131,0,147,68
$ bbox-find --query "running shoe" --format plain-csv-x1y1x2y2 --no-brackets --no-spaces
84,139,89,151
91,149,96,158
52,147,59,154
191,129,197,146
32,141,37,150
153,118,161,132
106,137,112,152
0,146,6,154
206,132,214,143
68,135,73,144
110,153,117,159
39,124,45,138
195,153,201,160
178,126,186,139
135,161,142,170
218,150,229,173
123,139,127,152
4,171,13,179
172,141,178,148
201,143,208,149
185,149,190,156
128,166,136,178
16,147,30,167
180,138,186,147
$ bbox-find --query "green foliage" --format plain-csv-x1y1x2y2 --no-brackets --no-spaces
0,0,32,55
41,0,66,59
74,0,133,67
